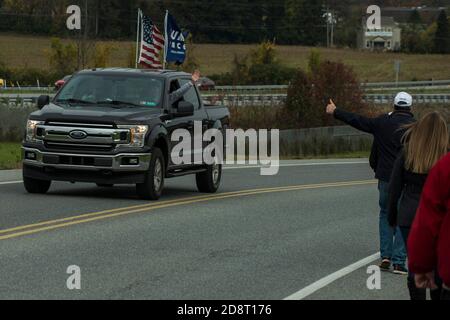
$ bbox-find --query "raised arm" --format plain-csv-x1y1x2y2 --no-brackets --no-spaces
326,99,378,134
169,82,194,105
169,70,201,106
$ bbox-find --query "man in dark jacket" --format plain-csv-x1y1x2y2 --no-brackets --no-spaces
408,153,450,300
326,92,415,274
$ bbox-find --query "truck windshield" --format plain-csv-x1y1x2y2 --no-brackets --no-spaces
55,74,164,108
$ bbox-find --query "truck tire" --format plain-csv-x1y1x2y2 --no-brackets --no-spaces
136,148,165,200
23,176,51,194
196,163,222,193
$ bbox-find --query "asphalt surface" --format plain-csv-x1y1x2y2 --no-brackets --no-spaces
0,160,409,300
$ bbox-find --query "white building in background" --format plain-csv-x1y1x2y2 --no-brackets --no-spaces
359,17,401,51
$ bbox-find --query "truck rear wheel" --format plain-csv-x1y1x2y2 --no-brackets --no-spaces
23,176,51,194
136,148,165,200
196,163,222,193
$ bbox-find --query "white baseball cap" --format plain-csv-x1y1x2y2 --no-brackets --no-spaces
394,92,413,109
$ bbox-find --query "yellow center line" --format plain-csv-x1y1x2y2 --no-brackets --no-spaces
0,180,376,241
0,180,374,235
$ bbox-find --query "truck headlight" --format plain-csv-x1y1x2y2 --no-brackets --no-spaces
119,125,149,147
26,120,44,142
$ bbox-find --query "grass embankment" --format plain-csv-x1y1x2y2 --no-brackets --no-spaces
0,143,21,169
2,33,450,82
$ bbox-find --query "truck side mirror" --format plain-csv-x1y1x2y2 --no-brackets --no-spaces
37,95,50,110
174,101,194,117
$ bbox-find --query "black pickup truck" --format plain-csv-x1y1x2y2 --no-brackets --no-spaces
22,68,230,200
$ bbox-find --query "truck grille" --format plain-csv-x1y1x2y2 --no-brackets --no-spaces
44,142,115,152
37,122,130,152
43,154,113,167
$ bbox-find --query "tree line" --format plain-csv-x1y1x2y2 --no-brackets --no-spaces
1,0,449,50
402,9,450,54
0,0,325,44
0,0,348,46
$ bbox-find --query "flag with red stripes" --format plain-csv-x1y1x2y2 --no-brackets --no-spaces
139,14,165,69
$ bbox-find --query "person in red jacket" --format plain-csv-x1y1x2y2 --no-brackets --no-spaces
408,152,450,300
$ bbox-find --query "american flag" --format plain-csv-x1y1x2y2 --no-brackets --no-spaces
139,15,165,69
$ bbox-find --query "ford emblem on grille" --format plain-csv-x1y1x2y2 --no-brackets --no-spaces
69,130,88,140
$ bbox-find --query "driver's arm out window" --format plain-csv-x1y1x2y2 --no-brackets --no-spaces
179,79,200,109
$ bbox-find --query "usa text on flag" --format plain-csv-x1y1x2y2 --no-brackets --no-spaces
139,15,165,69
165,12,189,65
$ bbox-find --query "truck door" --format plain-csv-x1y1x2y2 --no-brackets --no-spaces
178,78,208,164
165,77,206,167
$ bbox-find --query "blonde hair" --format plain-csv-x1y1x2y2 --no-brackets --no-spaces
403,112,449,174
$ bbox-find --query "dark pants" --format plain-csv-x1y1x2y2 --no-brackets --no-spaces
442,287,450,300
400,226,444,300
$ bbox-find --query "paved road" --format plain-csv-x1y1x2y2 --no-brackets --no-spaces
0,160,409,300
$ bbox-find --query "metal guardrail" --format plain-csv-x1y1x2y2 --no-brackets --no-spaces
361,79,450,88
203,94,287,107
213,85,288,91
1,93,449,107
202,93,450,107
0,94,55,106
0,87,53,92
2,79,450,93
210,80,450,92
363,94,450,104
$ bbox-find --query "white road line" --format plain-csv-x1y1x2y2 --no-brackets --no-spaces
283,252,381,300
224,161,368,170
0,161,369,185
0,180,22,185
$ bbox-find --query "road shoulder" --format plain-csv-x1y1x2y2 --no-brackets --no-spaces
0,169,22,182
303,263,410,300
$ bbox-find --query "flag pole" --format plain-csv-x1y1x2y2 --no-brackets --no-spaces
163,10,168,70
135,9,141,69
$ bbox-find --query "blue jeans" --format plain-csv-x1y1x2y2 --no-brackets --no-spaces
378,180,407,266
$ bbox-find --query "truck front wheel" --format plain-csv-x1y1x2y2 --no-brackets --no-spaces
23,176,52,194
136,148,165,200
196,163,222,193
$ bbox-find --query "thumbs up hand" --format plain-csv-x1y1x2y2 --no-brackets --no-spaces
326,99,337,115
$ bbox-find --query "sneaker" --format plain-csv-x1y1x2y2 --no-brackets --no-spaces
379,259,391,272
393,265,408,275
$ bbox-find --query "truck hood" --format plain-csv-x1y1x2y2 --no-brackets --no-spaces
30,103,163,125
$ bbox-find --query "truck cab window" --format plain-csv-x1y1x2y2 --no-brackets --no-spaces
56,74,163,108
169,80,180,94
169,79,182,108
179,79,200,110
